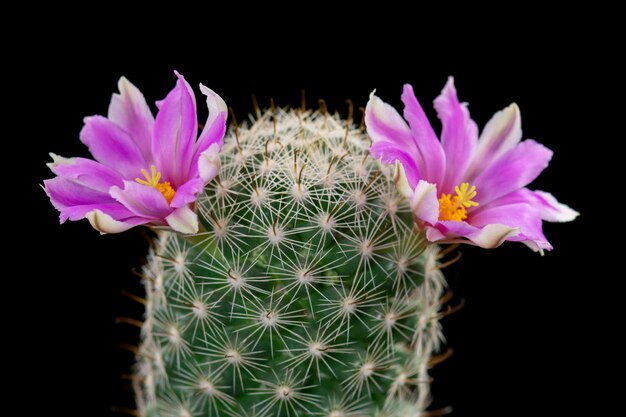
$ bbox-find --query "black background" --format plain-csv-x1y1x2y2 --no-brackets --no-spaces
17,14,612,417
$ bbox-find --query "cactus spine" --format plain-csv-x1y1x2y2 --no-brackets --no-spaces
135,105,447,417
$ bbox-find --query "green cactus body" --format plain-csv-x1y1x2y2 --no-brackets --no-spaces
135,106,446,417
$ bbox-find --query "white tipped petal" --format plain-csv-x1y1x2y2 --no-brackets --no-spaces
200,84,227,124
47,153,74,171
165,206,199,234
425,226,446,242
468,224,519,248
532,190,579,222
480,103,522,153
394,161,413,199
86,209,135,234
410,180,439,225
466,103,522,180
365,90,414,150
198,143,221,184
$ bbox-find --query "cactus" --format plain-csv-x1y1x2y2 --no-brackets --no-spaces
45,73,577,417
134,105,447,417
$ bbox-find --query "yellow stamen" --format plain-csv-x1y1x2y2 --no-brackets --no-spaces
136,165,161,188
454,183,479,208
135,165,176,205
438,182,479,221
156,182,176,205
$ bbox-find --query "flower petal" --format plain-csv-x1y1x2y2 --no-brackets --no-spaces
473,139,553,205
468,224,520,249
528,190,579,223
80,115,146,179
165,206,199,234
169,178,204,209
152,72,198,187
47,153,124,193
370,141,421,188
401,84,445,185
425,226,446,242
434,220,478,239
109,181,171,220
472,188,578,224
465,103,522,181
433,77,478,193
45,177,113,219
196,84,227,153
107,77,155,161
410,180,439,225
435,221,519,249
59,203,137,223
44,177,142,225
366,91,414,146
393,161,413,199
86,209,149,234
197,143,221,185
365,91,424,179
470,202,552,250
190,85,227,181
426,221,519,249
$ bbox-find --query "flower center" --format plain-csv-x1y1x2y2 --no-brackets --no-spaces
438,182,479,221
135,165,176,205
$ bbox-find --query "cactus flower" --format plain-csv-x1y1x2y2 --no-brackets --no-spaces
45,72,227,234
366,78,578,251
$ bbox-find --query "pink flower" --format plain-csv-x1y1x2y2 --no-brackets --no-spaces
366,78,577,251
45,72,227,234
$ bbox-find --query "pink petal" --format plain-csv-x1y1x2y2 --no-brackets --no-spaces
472,188,578,224
467,224,520,249
401,84,445,185
473,139,553,206
465,103,522,182
80,115,146,179
370,141,421,188
44,177,139,224
433,77,478,193
195,84,227,153
468,188,533,218
435,220,478,239
528,190,579,223
165,206,199,234
62,203,137,222
152,72,198,188
191,85,227,181
470,202,552,250
107,77,155,162
197,143,221,185
45,177,113,219
366,92,414,148
425,226,446,242
410,180,439,225
110,181,171,220
47,153,123,193
435,221,519,249
471,188,531,208
365,91,424,183
169,178,204,209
